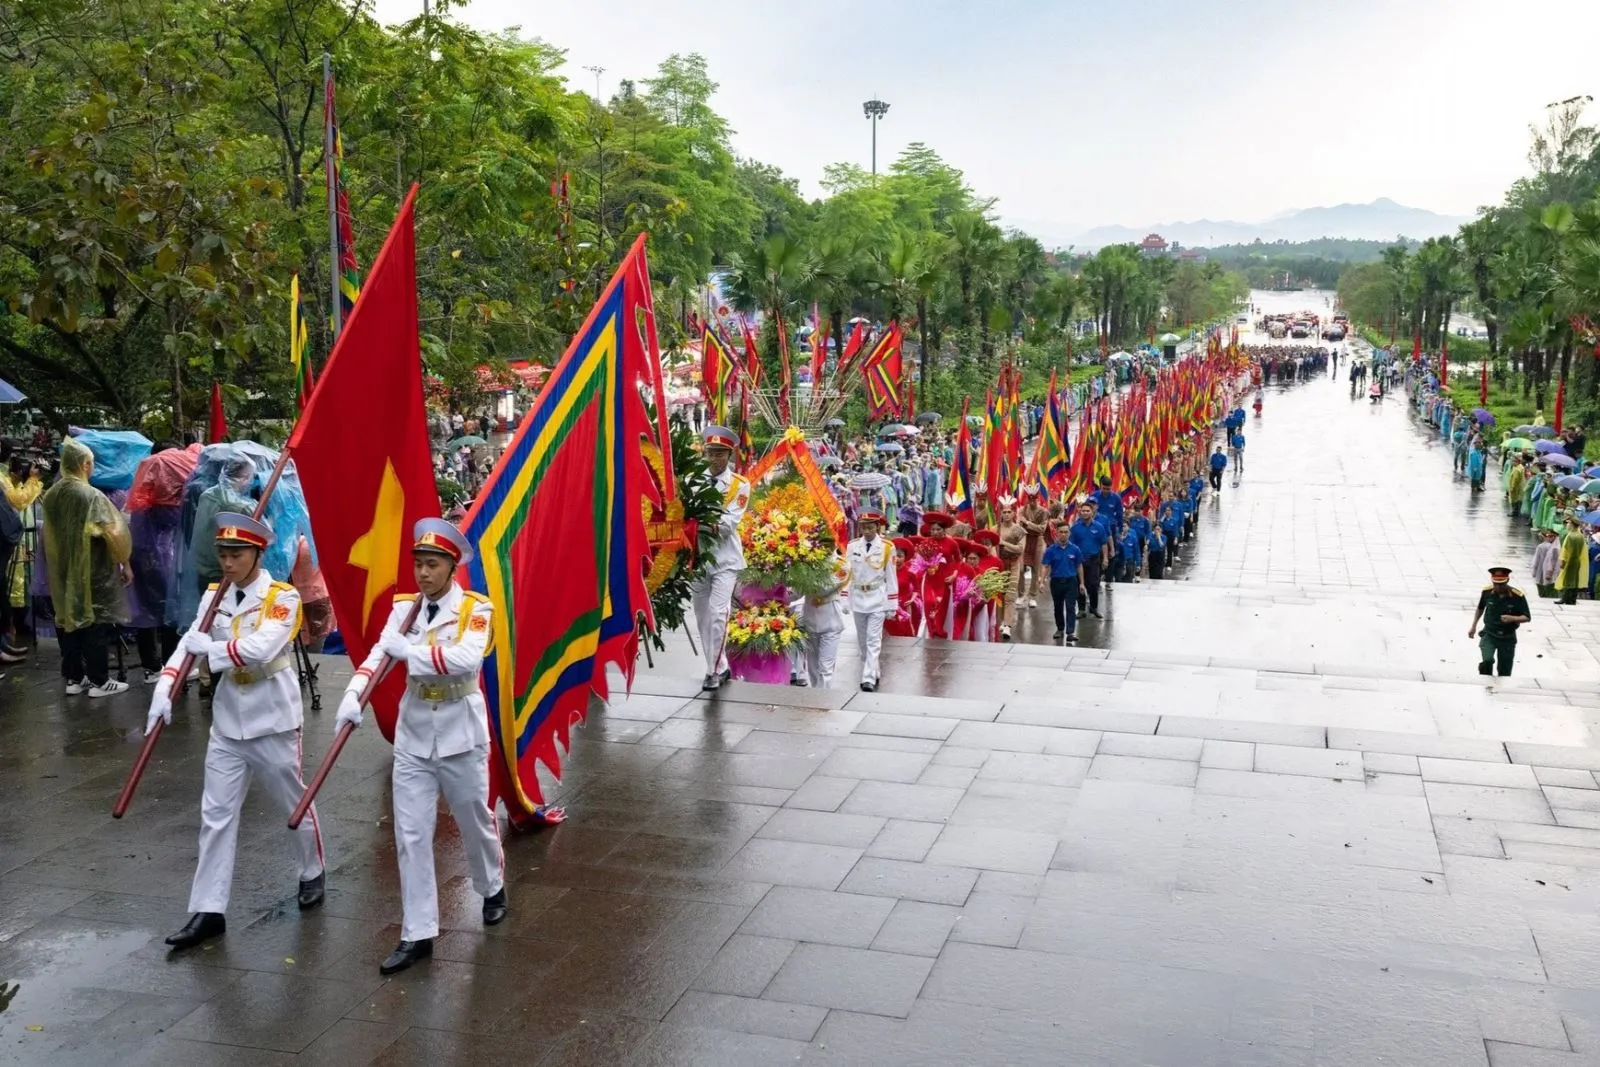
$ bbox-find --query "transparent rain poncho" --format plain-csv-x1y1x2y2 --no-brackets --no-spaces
126,445,201,629
40,437,131,631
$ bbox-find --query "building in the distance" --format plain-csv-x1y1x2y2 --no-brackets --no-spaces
1139,233,1169,256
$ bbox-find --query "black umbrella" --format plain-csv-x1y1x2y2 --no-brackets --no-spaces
914,412,941,425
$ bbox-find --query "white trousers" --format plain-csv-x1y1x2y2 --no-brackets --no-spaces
393,745,505,942
854,611,886,685
189,729,324,914
805,629,841,689
691,569,737,676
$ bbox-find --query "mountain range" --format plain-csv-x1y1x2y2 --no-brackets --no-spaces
1063,199,1469,251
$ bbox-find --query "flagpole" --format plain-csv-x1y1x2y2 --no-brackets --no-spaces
113,447,297,818
324,49,342,339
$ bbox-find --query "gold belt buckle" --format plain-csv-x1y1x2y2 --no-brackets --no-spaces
231,668,255,686
419,682,448,702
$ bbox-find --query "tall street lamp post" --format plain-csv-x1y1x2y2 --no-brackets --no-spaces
862,98,890,177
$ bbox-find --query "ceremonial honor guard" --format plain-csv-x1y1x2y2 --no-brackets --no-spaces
337,518,506,975
844,511,898,692
691,426,749,690
151,513,325,951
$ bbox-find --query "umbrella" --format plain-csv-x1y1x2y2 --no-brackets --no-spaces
914,412,941,425
1582,479,1600,495
1580,510,1600,526
448,435,488,450
1542,454,1577,470
1503,437,1534,452
814,455,842,470
1586,466,1600,478
1472,408,1494,425
1158,333,1181,344
875,442,904,455
851,472,891,490
0,376,24,404
1556,474,1586,491
965,415,984,427
1534,440,1564,454
823,418,846,429
1516,425,1557,438
883,424,920,437
1513,425,1539,434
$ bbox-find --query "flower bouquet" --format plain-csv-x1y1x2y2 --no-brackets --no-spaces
726,600,808,684
740,501,837,599
974,569,1010,601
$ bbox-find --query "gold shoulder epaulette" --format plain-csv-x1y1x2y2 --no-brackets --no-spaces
270,580,296,592
1509,586,1525,596
393,593,418,603
461,590,491,606
1482,584,1495,592
206,582,219,591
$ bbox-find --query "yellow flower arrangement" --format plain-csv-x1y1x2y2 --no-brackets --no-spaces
726,600,808,655
739,495,837,596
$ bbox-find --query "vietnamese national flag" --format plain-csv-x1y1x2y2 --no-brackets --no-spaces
289,184,441,741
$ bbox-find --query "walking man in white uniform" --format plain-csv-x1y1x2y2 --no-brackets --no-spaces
151,512,325,951
337,517,505,975
799,552,849,689
690,426,749,691
845,511,898,692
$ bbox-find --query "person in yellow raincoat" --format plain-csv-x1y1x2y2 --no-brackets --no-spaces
0,453,43,659
40,438,132,696
1557,515,1591,606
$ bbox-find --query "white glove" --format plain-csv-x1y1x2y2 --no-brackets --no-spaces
179,630,213,657
336,691,363,730
378,630,410,660
146,690,172,735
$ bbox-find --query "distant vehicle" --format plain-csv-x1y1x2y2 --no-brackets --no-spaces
1323,326,1346,341
1268,322,1287,339
1236,313,1249,323
1290,324,1309,339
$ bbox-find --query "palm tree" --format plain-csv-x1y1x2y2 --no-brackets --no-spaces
946,211,1001,367
724,233,815,378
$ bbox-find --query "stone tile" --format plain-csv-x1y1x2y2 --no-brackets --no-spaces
1424,782,1554,824
948,793,1077,835
817,747,933,784
1364,752,1421,775
1543,786,1600,813
997,702,1159,735
1554,809,1600,829
754,807,886,850
1507,743,1600,771
846,691,1000,721
947,892,1031,948
1485,1043,1589,1066
1331,728,1508,763
628,1023,811,1065
762,944,933,1018
167,970,380,1053
838,857,979,906
917,763,979,789
1159,715,1325,747
1201,739,1255,770
653,750,825,790
869,900,961,957
839,781,964,822
661,990,828,1042
1534,767,1600,790
853,713,959,741
720,840,864,890
739,887,895,948
1096,732,1204,761
864,819,944,862
978,752,1091,788
783,776,858,812
1418,757,1540,789
690,934,797,997
924,825,1058,875
1088,753,1198,787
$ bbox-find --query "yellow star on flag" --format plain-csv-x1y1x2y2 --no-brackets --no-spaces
347,459,405,632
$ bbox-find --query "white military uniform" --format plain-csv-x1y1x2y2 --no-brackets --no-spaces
690,465,749,678
843,535,899,686
160,570,323,915
347,583,503,943
797,555,849,689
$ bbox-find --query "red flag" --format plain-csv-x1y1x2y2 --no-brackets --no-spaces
1555,374,1566,432
1479,359,1489,405
775,311,792,424
809,309,827,389
838,321,867,376
1440,337,1449,387
740,318,763,389
207,381,227,444
862,322,905,420
1412,332,1422,362
290,185,441,741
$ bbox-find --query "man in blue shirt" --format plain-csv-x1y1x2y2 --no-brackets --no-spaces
1068,500,1110,618
1116,525,1142,582
1092,478,1124,535
1041,523,1085,642
1229,430,1245,476
1208,446,1228,491
1159,501,1184,562
1146,522,1168,579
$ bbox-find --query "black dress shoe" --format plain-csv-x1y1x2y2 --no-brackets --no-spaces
380,938,433,975
701,673,720,691
482,888,508,926
298,873,325,911
719,668,732,684
165,912,226,950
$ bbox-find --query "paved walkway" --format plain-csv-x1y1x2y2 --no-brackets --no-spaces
4,333,1600,1064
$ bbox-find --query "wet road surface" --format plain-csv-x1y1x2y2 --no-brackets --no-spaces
4,312,1600,1062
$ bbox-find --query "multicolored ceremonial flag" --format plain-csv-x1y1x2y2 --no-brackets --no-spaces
291,185,439,741
1036,368,1070,492
948,397,975,523
460,233,665,818
740,317,763,389
289,273,312,410
324,56,361,331
701,324,736,425
862,322,904,420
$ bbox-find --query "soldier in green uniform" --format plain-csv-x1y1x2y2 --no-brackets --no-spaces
1468,566,1531,677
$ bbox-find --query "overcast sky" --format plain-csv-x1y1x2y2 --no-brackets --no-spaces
375,0,1598,243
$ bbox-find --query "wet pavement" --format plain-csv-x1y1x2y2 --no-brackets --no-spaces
5,309,1600,1063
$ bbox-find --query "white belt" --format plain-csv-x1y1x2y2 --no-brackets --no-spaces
858,580,883,592
407,675,479,703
